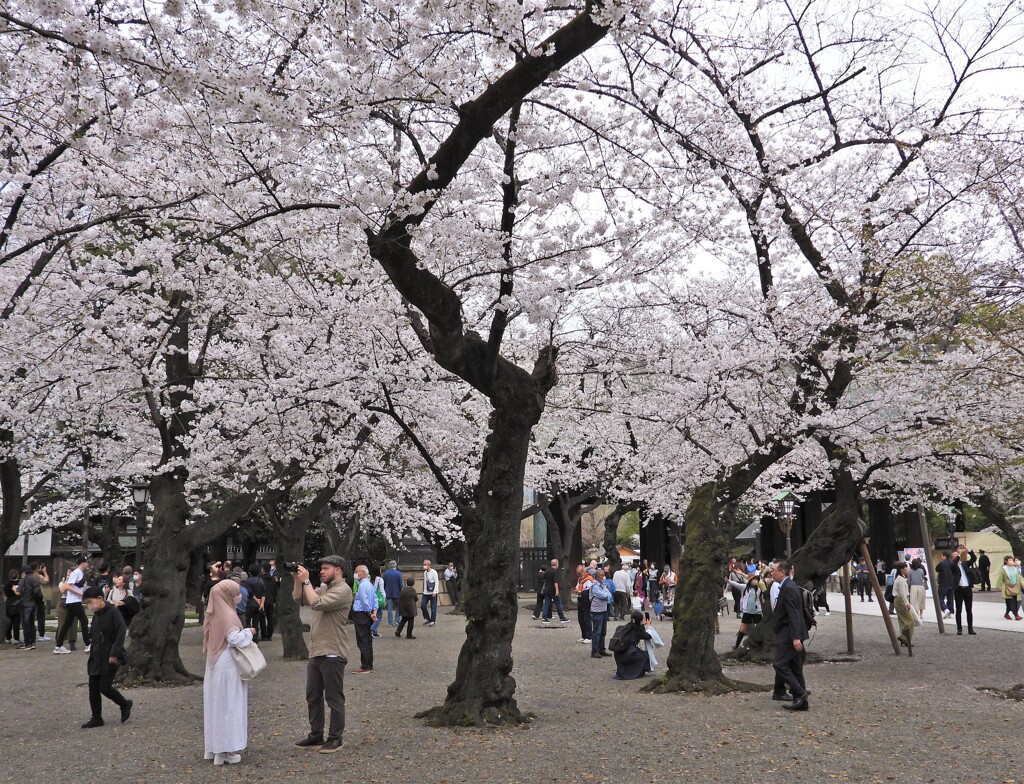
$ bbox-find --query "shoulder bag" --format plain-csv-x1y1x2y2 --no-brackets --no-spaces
230,641,267,681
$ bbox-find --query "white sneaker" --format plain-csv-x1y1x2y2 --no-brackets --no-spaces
38,635,51,641
213,753,241,766
824,611,831,616
84,645,91,652
53,646,71,654
204,752,215,760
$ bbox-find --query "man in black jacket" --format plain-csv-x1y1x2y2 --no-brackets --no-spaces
952,548,978,635
770,560,810,711
80,586,132,728
977,550,991,592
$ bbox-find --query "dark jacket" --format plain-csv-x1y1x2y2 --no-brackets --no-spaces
398,586,418,618
383,568,404,600
87,602,127,676
772,578,809,645
935,558,958,589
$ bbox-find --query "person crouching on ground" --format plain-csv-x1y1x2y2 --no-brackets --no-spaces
612,610,652,680
80,586,132,728
202,579,257,765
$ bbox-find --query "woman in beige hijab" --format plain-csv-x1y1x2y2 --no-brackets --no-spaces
202,579,257,765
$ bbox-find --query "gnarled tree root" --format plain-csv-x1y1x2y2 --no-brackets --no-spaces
415,700,533,727
116,663,201,688
643,672,771,695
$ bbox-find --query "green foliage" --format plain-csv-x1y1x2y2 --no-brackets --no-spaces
616,510,640,547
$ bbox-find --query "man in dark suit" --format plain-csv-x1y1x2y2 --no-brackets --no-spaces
952,547,978,635
770,560,810,711
977,550,991,592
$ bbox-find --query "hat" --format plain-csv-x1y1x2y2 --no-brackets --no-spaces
319,555,345,567
75,555,89,564
82,586,104,600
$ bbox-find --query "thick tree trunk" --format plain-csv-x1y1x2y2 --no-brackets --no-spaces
603,506,625,575
275,530,309,660
416,405,535,726
0,430,23,563
726,460,866,664
120,474,196,685
977,492,1024,560
652,482,762,694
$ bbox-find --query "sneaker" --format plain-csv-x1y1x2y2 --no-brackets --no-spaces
213,753,241,765
531,616,539,620
84,645,91,653
824,611,831,616
559,618,570,624
591,652,602,658
352,667,372,674
120,700,133,724
18,644,34,651
294,735,324,749
577,638,587,644
371,632,381,638
426,621,435,627
541,618,551,624
38,635,51,641
53,646,71,654
319,738,343,754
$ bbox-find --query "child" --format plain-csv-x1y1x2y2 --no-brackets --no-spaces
396,578,418,639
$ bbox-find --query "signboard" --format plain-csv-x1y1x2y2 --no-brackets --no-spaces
934,538,958,550
4,530,52,558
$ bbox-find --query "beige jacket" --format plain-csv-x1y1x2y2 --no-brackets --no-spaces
307,578,353,660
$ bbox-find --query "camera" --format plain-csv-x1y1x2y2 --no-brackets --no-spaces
283,562,301,573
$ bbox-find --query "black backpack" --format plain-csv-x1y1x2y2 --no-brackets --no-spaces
799,586,816,630
608,623,631,653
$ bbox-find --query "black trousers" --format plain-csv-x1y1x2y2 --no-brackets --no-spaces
577,589,591,639
306,656,346,741
980,570,991,592
446,578,460,605
262,604,275,639
773,643,807,698
353,611,373,669
89,666,128,719
56,603,91,647
35,600,46,635
953,586,974,631
396,616,415,637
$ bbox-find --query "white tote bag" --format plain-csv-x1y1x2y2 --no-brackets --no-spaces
230,642,267,681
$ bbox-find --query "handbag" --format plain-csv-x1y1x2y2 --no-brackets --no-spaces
230,642,267,681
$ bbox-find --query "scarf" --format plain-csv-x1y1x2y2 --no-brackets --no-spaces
203,579,243,667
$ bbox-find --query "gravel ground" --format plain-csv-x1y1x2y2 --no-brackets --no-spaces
1,601,1021,784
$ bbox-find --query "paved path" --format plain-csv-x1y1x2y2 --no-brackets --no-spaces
821,590,1024,632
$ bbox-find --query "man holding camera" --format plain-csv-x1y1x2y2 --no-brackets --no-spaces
292,556,353,754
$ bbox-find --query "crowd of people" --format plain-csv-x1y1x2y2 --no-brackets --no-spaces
6,541,1013,756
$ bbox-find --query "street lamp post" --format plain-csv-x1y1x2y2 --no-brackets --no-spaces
944,510,957,545
130,482,151,568
773,490,801,559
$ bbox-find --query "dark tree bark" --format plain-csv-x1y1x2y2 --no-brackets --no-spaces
725,455,867,664
0,429,23,564
416,401,541,726
650,482,763,694
364,3,612,727
602,504,632,575
121,473,196,685
977,491,1024,560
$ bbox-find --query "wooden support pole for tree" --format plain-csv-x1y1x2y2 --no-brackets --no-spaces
842,560,854,654
859,539,901,655
917,504,946,634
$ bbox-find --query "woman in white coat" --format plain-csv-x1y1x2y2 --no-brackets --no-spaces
203,579,256,765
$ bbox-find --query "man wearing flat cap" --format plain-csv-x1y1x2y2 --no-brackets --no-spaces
292,555,353,753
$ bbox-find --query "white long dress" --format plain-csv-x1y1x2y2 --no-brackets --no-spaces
204,628,253,755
